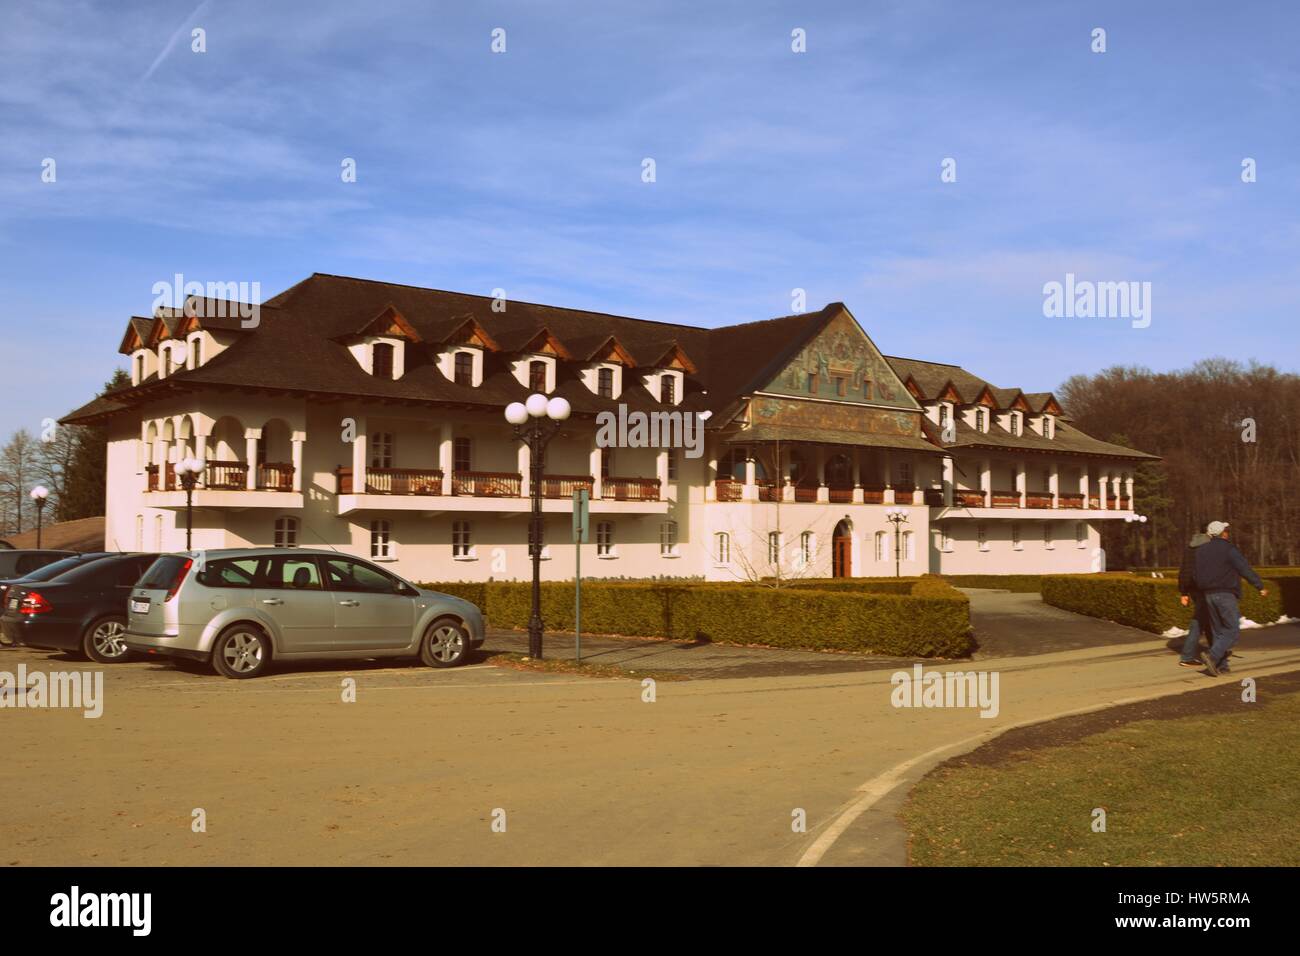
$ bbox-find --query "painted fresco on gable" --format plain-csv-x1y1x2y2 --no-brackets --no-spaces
761,311,916,408
752,396,920,437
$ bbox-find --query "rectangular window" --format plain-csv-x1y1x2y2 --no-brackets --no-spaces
1076,521,1087,548
274,517,298,547
1043,522,1054,549
898,462,913,484
874,531,886,562
715,532,730,564
1011,523,1022,550
452,520,472,557
768,531,781,564
529,360,547,392
660,375,675,404
976,408,987,431
454,352,474,386
903,531,915,561
453,437,472,473
370,432,394,469
372,343,394,379
938,404,949,425
1010,414,1020,436
370,520,392,560
135,355,144,381
596,521,613,556
598,367,614,399
800,531,813,565
600,448,611,481
977,524,988,551
191,338,202,368
660,521,678,556
666,449,678,481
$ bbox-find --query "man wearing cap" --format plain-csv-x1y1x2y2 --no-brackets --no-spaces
1176,531,1213,668
1193,520,1267,676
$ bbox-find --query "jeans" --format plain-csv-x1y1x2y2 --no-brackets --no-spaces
1179,597,1209,662
1205,592,1241,670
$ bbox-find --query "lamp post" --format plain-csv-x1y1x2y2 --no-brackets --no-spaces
30,486,49,549
884,507,909,578
504,393,571,659
173,457,206,550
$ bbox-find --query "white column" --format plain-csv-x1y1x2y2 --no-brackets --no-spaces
290,435,304,492
1098,469,1109,510
245,430,260,490
1016,460,1027,508
742,454,757,501
1113,474,1124,510
518,443,531,497
590,442,603,499
816,446,826,486
1125,473,1134,509
942,455,954,507
883,450,894,503
196,433,210,487
351,418,368,495
656,449,669,490
1049,462,1059,509
852,450,862,488
705,449,718,501
980,458,992,507
438,424,452,495
1080,467,1090,509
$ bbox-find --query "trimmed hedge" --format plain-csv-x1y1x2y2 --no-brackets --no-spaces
1041,574,1284,634
938,574,1053,593
417,576,972,658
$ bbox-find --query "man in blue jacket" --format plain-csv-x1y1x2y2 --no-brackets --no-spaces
1176,532,1212,668
1193,521,1268,676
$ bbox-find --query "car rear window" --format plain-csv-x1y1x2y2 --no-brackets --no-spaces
139,555,193,589
47,559,125,586
22,555,104,582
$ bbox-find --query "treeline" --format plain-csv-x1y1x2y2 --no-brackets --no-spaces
1059,358,1300,569
0,370,128,536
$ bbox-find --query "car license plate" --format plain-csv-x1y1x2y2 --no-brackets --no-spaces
130,599,150,614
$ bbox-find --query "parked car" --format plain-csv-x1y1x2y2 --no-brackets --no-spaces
0,552,115,645
124,548,486,678
1,553,161,662
0,549,76,580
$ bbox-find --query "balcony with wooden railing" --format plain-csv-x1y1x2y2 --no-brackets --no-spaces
205,460,248,490
256,462,295,492
954,489,986,507
541,474,594,499
603,476,661,501
452,471,521,498
828,485,855,504
1058,493,1084,508
1025,492,1054,509
990,489,1021,508
337,466,442,495
862,484,887,505
714,479,743,502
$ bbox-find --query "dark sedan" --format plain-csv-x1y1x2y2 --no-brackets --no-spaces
2,553,159,662
0,552,115,645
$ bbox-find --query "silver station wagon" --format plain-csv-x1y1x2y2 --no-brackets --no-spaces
124,548,485,679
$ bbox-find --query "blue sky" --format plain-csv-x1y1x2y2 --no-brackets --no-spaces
1,0,1297,436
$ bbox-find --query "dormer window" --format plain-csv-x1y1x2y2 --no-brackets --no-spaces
188,335,203,369
598,368,614,399
134,353,145,384
372,343,395,379
1010,413,1020,436
529,360,547,392
660,375,675,404
454,352,474,386
976,408,987,432
1044,416,1055,439
938,404,949,426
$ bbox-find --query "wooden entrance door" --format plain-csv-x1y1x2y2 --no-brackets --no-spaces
832,520,852,577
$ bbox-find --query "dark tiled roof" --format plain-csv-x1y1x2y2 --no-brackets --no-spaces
729,424,943,456
62,274,1154,462
935,416,1159,461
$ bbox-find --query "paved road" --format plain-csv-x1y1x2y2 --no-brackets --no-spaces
4,599,1298,866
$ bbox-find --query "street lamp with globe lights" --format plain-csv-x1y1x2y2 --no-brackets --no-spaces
504,393,571,659
29,486,49,549
173,456,206,549
884,506,909,578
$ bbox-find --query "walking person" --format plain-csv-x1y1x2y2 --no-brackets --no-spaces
1177,531,1213,668
1194,521,1268,676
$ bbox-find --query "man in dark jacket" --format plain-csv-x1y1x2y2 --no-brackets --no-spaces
1194,521,1268,676
1177,532,1213,667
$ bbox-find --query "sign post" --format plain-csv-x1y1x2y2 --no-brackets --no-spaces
572,489,589,661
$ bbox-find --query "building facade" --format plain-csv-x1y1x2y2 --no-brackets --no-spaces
64,274,1158,582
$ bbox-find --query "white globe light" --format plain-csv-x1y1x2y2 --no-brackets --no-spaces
174,461,191,476
504,402,529,425
525,393,549,418
546,396,571,421
30,485,49,500
188,457,204,473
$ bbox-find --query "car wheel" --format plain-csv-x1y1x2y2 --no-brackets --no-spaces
83,615,131,663
420,618,469,668
212,625,270,679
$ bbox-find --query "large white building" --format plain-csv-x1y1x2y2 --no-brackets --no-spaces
65,274,1157,582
